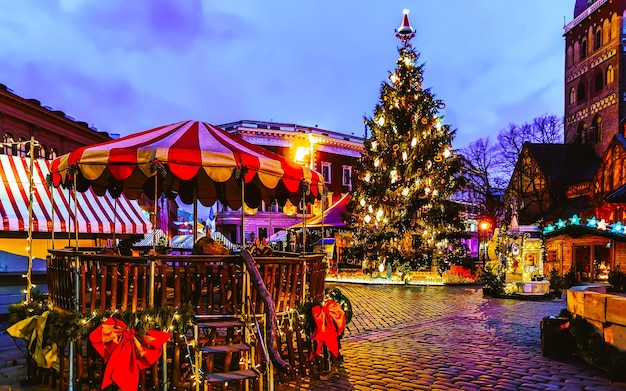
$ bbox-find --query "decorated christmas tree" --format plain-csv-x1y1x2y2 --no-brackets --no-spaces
347,10,466,274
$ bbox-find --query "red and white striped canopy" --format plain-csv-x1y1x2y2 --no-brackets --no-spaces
50,120,325,208
0,155,151,234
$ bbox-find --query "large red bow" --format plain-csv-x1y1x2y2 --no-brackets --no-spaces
311,299,346,358
89,317,170,391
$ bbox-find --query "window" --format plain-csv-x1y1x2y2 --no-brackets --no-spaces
594,27,602,51
48,147,58,160
17,137,27,157
1,133,13,155
590,115,602,145
576,122,587,144
607,65,615,84
594,71,603,92
321,162,332,183
342,165,352,189
36,144,47,159
577,82,586,102
569,87,576,105
580,38,587,60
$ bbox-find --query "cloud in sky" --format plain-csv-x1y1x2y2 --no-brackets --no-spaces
0,1,572,148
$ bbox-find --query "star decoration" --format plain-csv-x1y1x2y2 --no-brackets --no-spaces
569,214,581,225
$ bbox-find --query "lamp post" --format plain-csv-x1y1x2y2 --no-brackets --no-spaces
479,220,492,264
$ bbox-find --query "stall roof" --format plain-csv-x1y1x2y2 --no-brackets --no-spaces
0,155,151,235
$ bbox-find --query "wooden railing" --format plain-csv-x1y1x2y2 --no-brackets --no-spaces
45,249,327,389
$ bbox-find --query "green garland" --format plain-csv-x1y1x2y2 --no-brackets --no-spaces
8,295,195,349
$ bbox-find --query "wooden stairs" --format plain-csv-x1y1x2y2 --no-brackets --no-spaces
194,316,260,391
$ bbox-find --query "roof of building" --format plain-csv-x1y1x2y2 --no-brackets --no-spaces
525,142,600,187
574,0,591,18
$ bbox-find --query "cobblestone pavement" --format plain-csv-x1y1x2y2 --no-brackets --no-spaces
278,283,626,391
2,284,625,390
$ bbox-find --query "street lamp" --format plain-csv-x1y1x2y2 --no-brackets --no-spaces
479,220,492,263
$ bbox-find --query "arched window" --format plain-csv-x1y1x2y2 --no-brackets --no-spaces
594,71,603,92
594,27,602,50
566,45,574,68
47,147,58,160
590,115,602,144
36,144,47,159
1,133,13,155
577,82,586,102
576,122,587,144
569,87,577,105
580,38,588,60
607,65,615,84
604,18,611,42
17,137,27,157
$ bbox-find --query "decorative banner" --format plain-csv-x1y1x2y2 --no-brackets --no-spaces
7,311,59,371
311,299,346,358
89,317,170,391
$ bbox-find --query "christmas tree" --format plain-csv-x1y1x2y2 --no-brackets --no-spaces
347,9,466,274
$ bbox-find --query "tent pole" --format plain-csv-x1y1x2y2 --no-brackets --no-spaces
193,182,198,244
73,175,78,249
26,138,34,303
67,185,72,248
153,175,158,254
112,198,117,247
240,175,245,248
301,191,306,256
50,179,55,249
149,173,157,308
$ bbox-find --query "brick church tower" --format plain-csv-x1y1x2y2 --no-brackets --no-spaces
564,0,623,157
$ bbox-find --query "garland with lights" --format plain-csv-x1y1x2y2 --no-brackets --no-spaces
7,295,195,370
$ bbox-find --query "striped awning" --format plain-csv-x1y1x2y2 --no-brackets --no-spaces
0,154,151,234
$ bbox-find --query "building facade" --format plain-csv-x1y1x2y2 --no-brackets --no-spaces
564,0,621,157
215,120,364,246
0,83,113,157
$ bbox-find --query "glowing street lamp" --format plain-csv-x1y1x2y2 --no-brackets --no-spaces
479,220,492,262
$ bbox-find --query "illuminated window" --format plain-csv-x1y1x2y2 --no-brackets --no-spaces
607,65,615,84
569,87,576,105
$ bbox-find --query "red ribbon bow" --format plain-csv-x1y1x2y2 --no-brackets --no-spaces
311,299,346,358
89,317,170,391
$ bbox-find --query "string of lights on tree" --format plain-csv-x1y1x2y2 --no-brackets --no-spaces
347,9,466,271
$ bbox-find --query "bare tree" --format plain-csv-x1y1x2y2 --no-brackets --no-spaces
497,114,563,174
460,137,507,224
461,114,564,226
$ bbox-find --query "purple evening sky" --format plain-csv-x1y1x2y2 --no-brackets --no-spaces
0,1,572,149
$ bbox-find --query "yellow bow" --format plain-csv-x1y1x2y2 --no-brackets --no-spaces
7,311,59,371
